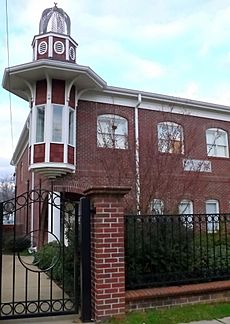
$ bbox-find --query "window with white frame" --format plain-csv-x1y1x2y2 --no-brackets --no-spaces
150,199,164,215
97,114,128,149
36,105,45,143
157,122,184,154
179,200,193,214
52,105,63,142
206,128,229,158
179,200,193,228
68,109,74,146
205,199,219,233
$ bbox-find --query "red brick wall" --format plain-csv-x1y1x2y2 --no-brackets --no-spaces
68,41,76,63
138,108,230,213
85,187,129,322
69,86,75,108
34,143,45,163
35,80,47,105
50,143,64,162
15,99,230,214
126,281,230,312
53,37,66,61
68,145,74,164
52,100,135,200
52,79,65,104
36,37,48,60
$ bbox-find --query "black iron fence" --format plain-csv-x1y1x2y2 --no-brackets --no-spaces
0,187,81,320
125,213,230,290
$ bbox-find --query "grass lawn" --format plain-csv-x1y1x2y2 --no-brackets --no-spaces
107,303,230,324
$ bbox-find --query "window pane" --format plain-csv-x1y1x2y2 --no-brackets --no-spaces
216,133,226,146
115,135,127,149
97,114,128,149
97,133,113,147
52,105,63,142
116,119,127,135
207,144,215,156
206,131,214,144
179,202,191,214
158,122,183,154
217,146,227,157
68,109,74,145
205,200,219,232
206,128,228,157
150,199,164,215
179,200,193,228
97,119,109,134
36,106,45,142
206,202,217,214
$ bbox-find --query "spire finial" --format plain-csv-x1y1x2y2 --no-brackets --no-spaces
54,2,57,7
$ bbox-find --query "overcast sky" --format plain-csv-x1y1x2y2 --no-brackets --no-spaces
1,0,230,177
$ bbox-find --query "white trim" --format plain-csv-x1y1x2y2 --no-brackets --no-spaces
206,128,229,158
80,91,230,123
46,75,52,162
205,199,220,232
38,41,48,55
135,94,141,213
32,32,78,48
29,162,75,172
48,192,60,242
29,162,75,174
54,41,65,55
69,46,75,61
34,39,38,61
48,35,53,58
4,59,230,119
63,109,68,163
66,39,69,61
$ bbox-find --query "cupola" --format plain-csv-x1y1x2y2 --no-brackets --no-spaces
32,3,78,63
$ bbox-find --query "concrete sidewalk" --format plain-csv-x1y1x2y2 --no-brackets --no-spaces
1,255,80,322
181,317,230,323
0,315,80,323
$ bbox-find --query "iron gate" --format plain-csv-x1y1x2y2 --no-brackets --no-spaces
0,188,91,321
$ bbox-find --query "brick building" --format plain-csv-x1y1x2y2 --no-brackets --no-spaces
3,4,230,225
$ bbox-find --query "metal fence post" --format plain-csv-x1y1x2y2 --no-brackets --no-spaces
79,197,91,322
0,202,3,316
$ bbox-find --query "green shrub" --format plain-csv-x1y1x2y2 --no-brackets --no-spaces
126,216,194,288
34,228,77,296
126,216,230,289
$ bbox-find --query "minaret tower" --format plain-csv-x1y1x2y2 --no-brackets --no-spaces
3,4,106,178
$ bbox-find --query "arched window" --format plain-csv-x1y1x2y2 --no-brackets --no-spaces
205,199,219,233
150,199,164,215
179,199,193,229
179,200,193,214
97,114,128,149
206,128,228,158
157,122,184,154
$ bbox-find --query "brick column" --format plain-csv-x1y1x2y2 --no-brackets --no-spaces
84,186,130,323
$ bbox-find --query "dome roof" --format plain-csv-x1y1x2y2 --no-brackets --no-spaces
39,3,71,35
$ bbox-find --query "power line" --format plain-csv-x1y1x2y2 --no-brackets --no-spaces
5,0,14,152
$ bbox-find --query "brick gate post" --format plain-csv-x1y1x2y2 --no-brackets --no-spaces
84,186,130,323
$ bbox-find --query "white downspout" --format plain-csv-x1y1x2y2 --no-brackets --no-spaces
135,94,142,213
31,171,35,247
